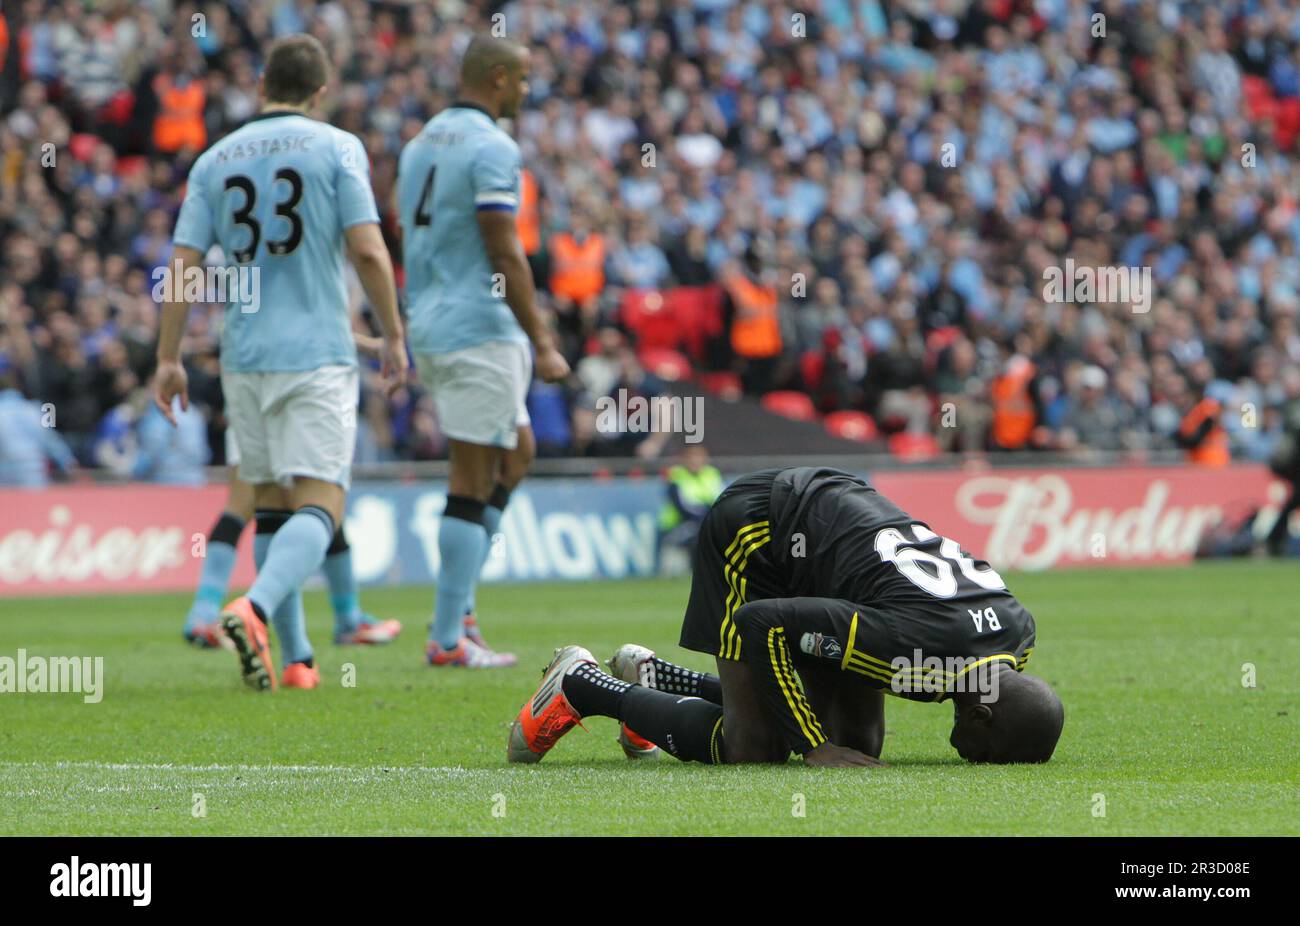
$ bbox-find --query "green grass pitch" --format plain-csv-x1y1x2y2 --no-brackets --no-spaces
1,560,1296,836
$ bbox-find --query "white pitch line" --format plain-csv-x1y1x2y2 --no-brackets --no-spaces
0,761,477,775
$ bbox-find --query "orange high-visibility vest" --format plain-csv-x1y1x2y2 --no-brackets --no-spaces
517,169,540,256
550,232,605,303
1180,398,1230,466
153,76,207,153
725,273,781,358
990,362,1037,449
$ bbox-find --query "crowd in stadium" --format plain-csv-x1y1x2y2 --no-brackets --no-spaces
3,0,1300,484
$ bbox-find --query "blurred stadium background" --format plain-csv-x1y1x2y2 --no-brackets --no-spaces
1,0,1299,599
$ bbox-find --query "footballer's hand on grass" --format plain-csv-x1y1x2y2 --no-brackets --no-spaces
379,336,409,396
803,742,886,768
152,359,189,426
535,345,571,383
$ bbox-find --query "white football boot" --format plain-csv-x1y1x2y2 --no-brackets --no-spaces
607,644,663,760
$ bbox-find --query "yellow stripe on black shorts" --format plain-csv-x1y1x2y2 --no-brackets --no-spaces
717,520,770,660
768,626,826,750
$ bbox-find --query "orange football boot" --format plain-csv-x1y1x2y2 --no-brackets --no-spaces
281,662,320,689
220,596,277,692
506,646,594,763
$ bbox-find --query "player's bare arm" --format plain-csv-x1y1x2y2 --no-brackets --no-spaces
476,209,569,383
344,222,407,395
152,244,204,426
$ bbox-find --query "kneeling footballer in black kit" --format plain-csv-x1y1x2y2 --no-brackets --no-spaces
508,467,1065,768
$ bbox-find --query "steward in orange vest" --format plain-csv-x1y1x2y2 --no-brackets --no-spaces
723,269,781,359
549,225,605,308
1177,393,1230,466
152,73,207,153
989,355,1041,450
517,168,540,257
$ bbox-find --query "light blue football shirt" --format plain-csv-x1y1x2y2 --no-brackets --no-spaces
398,104,529,355
172,111,379,372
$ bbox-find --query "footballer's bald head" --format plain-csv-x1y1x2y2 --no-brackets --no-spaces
460,36,527,89
457,35,531,119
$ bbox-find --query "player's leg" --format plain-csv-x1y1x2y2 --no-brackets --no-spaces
234,473,353,689
226,477,338,690
221,367,353,690
320,385,399,645
1264,475,1298,555
323,524,363,639
425,437,511,665
416,344,522,667
462,423,534,648
728,597,886,766
462,341,535,646
183,468,253,647
713,657,790,762
511,496,789,766
800,664,886,758
507,645,788,765
608,644,724,705
576,472,784,760
326,524,402,645
216,372,281,690
508,645,732,764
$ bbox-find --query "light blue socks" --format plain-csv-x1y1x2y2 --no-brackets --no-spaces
322,528,363,636
431,496,488,649
183,512,245,635
250,507,333,666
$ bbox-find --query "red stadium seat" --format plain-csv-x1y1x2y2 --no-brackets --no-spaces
888,431,941,460
668,284,724,361
824,410,878,442
697,371,742,398
1242,76,1274,119
1274,97,1300,149
620,289,679,350
761,390,817,422
69,133,100,162
800,350,824,392
639,346,692,382
115,155,149,179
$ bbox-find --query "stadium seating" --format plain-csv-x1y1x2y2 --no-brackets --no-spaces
3,0,1296,470
760,391,818,422
619,289,679,352
824,410,879,443
638,346,692,383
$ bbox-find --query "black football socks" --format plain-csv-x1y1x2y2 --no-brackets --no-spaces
562,663,725,763
561,662,632,716
647,657,724,705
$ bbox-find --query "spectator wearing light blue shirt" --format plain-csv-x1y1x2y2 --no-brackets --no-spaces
0,366,76,488
610,220,672,290
132,395,210,485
